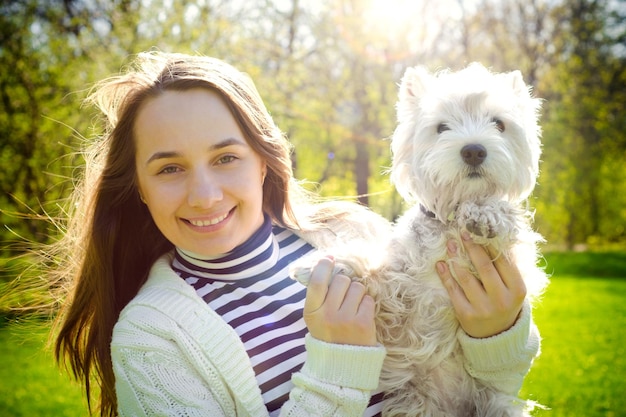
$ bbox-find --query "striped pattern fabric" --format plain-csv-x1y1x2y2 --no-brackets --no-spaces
172,216,383,416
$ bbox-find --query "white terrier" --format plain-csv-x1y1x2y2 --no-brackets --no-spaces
293,63,548,416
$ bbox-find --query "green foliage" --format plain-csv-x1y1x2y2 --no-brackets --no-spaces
533,0,626,249
0,2,70,250
0,255,60,320
1,0,625,255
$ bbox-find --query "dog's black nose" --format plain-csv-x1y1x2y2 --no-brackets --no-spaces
461,144,487,167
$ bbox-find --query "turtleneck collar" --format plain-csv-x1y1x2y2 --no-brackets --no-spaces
172,214,280,281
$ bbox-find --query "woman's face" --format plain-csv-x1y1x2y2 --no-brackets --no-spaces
134,88,266,257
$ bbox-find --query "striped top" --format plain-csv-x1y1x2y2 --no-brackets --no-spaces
172,215,384,416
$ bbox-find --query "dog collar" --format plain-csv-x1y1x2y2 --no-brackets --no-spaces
420,204,456,223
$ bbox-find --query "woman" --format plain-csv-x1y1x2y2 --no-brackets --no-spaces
53,52,539,416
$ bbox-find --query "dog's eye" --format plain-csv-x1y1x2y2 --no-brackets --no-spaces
437,123,450,134
492,118,505,132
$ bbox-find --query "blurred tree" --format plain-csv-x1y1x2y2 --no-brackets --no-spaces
0,0,91,254
282,0,453,214
470,0,555,86
1,0,624,254
535,0,626,248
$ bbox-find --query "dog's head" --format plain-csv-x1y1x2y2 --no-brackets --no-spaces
390,63,542,219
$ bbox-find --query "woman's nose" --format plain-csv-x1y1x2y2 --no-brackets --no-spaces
187,170,223,208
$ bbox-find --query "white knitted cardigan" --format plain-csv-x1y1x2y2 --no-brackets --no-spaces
112,252,388,417
111,205,391,416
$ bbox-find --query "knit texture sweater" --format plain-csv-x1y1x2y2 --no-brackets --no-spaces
111,205,540,416
113,250,389,417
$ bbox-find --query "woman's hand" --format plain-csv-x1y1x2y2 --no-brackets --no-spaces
436,232,526,338
303,257,377,346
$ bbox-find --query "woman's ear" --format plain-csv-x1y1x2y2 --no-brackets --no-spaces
137,187,147,204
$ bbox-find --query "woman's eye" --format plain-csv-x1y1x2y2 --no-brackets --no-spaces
158,166,181,175
217,155,238,164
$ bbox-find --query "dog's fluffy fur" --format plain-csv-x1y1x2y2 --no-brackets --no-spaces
292,63,548,416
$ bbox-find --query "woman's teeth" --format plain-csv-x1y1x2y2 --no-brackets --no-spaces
188,212,228,226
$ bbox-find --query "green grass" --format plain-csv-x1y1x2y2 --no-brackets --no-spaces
0,320,87,416
520,252,626,416
0,251,625,416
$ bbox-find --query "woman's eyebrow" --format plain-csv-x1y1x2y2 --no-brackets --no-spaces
210,137,246,150
146,151,181,165
145,137,246,165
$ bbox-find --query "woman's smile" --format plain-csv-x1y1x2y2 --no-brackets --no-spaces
183,209,233,229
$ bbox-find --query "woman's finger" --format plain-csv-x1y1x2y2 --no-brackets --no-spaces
303,257,335,313
446,239,487,305
436,260,472,311
459,233,505,296
485,245,527,295
339,280,368,315
324,274,353,310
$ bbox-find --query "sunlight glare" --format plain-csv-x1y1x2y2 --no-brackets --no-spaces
348,0,476,61
367,0,423,30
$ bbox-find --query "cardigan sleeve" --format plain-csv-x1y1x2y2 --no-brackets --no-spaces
280,334,386,417
112,309,386,417
457,301,540,396
111,308,238,417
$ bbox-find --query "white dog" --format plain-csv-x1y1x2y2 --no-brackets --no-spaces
293,63,548,416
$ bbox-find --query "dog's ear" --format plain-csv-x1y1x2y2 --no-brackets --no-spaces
397,66,431,122
507,70,530,97
399,66,431,99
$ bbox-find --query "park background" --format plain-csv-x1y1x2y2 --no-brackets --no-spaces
0,0,625,416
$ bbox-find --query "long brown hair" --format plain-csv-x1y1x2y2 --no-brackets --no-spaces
53,52,303,416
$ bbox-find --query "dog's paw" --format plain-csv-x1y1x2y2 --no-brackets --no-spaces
289,256,356,287
290,264,315,286
457,201,517,240
465,218,497,238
